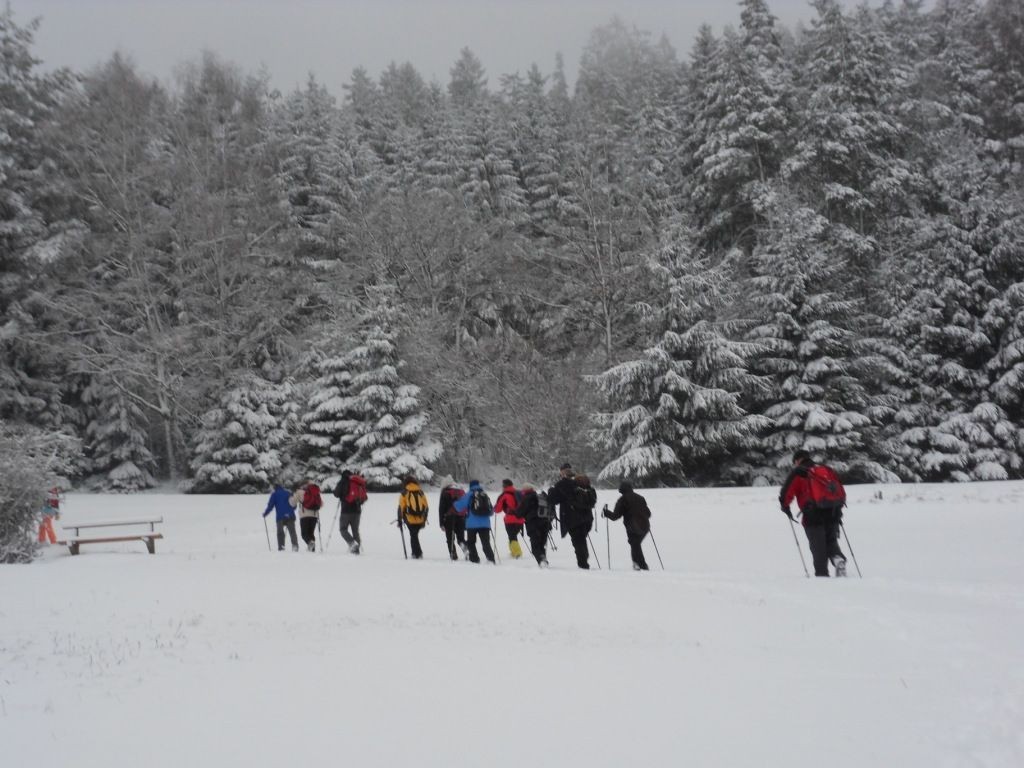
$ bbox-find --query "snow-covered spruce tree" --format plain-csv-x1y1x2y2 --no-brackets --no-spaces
745,198,895,483
886,211,1021,482
268,75,358,262
81,376,157,492
0,9,75,429
190,377,300,492
337,280,441,488
593,227,770,486
688,0,792,253
299,351,360,479
785,0,918,305
0,421,80,563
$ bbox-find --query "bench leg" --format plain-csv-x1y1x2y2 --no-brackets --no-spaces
145,537,156,554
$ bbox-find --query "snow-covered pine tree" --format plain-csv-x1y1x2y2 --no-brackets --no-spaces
593,225,769,486
81,376,157,492
190,377,300,492
886,205,1022,482
0,8,75,429
448,50,525,225
269,75,357,262
688,0,791,254
502,65,567,237
335,279,441,488
300,350,359,478
745,197,894,483
785,0,918,305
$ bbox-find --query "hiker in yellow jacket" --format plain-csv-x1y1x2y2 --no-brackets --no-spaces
397,476,429,559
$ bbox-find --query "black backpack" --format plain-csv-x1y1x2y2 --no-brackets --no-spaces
470,489,493,516
572,484,594,513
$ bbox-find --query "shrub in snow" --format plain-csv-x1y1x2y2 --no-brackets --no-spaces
0,422,80,563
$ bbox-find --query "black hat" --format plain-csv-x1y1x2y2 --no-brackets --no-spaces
618,482,633,494
502,478,513,487
559,462,572,471
793,450,812,464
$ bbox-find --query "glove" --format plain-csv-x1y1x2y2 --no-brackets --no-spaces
781,507,794,521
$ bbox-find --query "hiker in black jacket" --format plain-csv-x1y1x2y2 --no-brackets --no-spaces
604,482,651,570
548,463,595,569
519,485,552,567
332,469,365,554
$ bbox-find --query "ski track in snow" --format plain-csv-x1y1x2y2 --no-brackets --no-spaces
2,483,1022,767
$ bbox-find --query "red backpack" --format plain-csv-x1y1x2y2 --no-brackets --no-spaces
806,465,846,510
303,484,323,511
345,474,368,505
444,486,467,516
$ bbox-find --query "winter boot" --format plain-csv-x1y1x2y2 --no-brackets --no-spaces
510,539,523,559
834,557,847,577
292,544,299,552
307,541,315,552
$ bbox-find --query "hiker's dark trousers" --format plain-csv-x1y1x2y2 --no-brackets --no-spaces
804,522,845,577
276,518,298,550
466,528,495,563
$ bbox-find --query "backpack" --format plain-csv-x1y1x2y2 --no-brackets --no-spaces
404,488,429,520
470,489,493,516
536,492,555,520
806,465,846,510
445,486,467,515
345,474,368,505
571,484,594,513
303,484,323,511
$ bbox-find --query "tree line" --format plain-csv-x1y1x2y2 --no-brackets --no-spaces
0,0,1021,492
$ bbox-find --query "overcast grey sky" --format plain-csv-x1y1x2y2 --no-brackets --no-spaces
14,0,845,93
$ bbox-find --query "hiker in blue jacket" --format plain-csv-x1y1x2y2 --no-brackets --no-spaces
454,480,495,564
263,483,299,552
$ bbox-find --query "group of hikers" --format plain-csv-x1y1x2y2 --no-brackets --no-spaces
261,462,657,570
262,451,852,577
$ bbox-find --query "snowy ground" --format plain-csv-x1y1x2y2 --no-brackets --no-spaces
2,482,1023,768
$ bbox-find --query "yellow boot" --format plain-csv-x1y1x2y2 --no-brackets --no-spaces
510,539,523,559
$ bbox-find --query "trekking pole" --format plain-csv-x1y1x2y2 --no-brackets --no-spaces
263,516,271,551
326,500,339,550
840,523,862,578
587,533,602,569
547,531,557,552
603,506,611,570
787,516,810,578
492,514,501,563
396,514,408,560
648,527,665,570
317,515,323,553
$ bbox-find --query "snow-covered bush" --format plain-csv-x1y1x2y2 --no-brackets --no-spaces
0,421,80,563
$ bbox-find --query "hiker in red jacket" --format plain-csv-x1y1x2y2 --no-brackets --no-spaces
780,450,847,577
494,478,526,559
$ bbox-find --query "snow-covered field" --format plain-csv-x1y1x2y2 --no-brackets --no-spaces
2,482,1022,768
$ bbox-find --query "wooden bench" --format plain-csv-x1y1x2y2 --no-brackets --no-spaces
62,518,164,556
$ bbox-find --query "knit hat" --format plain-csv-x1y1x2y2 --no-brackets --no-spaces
619,482,633,494
468,479,482,491
559,462,572,471
439,475,456,488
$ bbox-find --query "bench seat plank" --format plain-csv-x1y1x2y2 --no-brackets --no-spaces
68,533,164,556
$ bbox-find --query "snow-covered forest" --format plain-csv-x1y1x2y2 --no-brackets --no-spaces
1,0,1022,491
